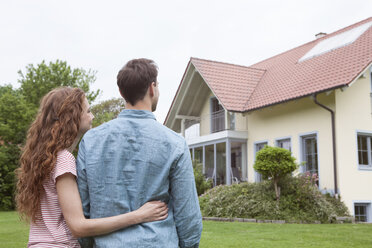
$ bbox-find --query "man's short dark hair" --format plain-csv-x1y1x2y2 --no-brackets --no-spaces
117,58,158,105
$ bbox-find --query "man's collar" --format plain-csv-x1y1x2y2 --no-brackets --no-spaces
118,109,156,120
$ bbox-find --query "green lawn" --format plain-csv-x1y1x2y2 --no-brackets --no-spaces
1,211,372,248
201,221,372,248
0,211,29,248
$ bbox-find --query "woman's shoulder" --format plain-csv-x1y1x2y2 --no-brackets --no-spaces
53,149,77,182
56,149,76,164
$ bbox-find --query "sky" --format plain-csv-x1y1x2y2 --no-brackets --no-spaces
0,0,371,123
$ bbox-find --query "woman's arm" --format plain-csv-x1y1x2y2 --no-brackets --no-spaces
56,173,168,238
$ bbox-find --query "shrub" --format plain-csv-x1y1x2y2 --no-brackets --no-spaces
192,161,212,196
254,146,298,203
199,174,350,223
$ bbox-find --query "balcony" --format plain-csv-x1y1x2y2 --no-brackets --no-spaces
180,111,248,186
182,111,246,143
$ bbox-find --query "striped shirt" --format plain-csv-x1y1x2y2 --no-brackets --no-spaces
28,150,80,248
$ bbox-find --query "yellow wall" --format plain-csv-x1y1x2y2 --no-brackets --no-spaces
234,112,248,131
193,66,372,215
246,92,336,192
245,68,372,215
199,91,248,135
335,70,372,212
199,91,213,136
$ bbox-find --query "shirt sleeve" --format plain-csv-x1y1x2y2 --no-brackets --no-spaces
170,140,203,248
76,137,94,248
53,150,77,184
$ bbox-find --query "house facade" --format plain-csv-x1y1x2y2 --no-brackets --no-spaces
165,18,372,222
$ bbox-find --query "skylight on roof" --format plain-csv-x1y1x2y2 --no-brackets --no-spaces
299,21,372,62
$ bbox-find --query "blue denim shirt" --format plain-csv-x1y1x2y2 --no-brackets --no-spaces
76,109,202,248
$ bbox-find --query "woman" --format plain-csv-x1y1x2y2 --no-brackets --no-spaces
16,87,168,247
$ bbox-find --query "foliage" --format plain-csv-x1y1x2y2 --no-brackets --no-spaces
192,161,212,196
199,174,350,223
324,193,350,217
91,98,125,127
0,85,36,144
0,60,101,210
0,145,20,210
18,60,100,106
0,85,36,210
253,146,298,202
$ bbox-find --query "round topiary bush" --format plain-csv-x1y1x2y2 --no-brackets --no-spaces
254,146,298,203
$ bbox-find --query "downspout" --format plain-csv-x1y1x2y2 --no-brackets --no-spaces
312,94,338,198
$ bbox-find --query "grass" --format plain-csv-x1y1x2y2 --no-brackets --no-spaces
1,211,372,248
0,211,29,248
200,221,372,248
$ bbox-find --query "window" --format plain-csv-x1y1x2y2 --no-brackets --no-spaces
229,112,235,130
276,138,291,152
254,142,267,182
211,97,225,133
301,135,318,176
255,142,267,152
299,21,372,62
357,134,372,169
354,203,370,222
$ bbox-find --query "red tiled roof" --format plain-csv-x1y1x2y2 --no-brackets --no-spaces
191,58,266,112
191,17,372,112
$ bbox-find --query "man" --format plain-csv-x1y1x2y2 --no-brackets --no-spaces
77,58,202,247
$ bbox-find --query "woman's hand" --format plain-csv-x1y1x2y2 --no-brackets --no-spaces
135,201,168,223
57,173,168,237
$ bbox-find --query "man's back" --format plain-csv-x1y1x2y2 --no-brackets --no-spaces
77,109,202,248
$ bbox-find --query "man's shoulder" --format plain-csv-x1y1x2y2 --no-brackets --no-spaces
152,121,187,146
83,119,118,139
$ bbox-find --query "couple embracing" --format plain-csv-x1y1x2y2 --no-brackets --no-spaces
16,58,203,247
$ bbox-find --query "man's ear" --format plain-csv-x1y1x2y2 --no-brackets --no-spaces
119,89,126,99
149,82,156,97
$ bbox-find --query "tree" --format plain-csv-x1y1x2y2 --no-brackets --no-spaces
253,146,298,203
0,144,20,210
0,60,101,210
91,98,126,127
0,85,36,144
18,60,100,107
0,85,35,210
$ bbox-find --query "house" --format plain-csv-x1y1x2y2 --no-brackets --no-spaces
164,17,372,222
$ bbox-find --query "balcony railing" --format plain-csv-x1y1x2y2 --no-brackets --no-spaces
211,110,225,133
183,111,247,140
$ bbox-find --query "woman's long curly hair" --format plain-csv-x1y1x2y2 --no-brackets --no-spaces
16,87,85,222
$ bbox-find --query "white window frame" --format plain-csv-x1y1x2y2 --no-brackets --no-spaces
253,140,268,182
299,132,319,175
299,132,322,189
210,97,225,133
353,201,372,223
228,112,235,130
275,136,292,152
356,131,372,171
